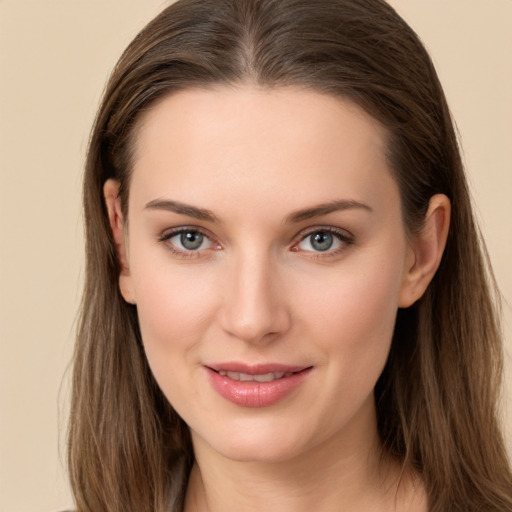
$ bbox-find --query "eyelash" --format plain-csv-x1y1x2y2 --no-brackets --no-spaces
159,227,220,260
158,226,354,260
292,227,354,259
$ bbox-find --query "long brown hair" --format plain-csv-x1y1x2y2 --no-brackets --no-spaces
68,0,512,510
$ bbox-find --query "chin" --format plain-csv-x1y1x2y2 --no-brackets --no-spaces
192,417,316,464
215,438,304,463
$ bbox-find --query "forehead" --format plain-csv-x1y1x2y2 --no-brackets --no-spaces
129,86,396,216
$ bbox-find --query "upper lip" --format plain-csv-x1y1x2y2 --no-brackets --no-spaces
205,362,311,374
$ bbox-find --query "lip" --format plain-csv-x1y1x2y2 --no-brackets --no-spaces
205,362,313,408
207,362,309,374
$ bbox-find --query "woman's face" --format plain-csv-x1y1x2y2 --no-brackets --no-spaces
118,87,417,462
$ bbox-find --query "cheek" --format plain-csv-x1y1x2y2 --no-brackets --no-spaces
297,251,403,335
129,248,220,379
291,248,405,388
284,252,405,443
132,267,221,418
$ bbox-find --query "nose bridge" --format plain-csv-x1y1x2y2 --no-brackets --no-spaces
221,246,289,343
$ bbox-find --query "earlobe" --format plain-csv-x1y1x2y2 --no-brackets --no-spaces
398,194,451,308
103,179,136,305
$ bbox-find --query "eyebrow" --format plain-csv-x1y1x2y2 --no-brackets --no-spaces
144,198,372,224
145,199,219,223
285,200,373,224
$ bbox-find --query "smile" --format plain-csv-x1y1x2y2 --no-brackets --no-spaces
217,370,294,382
205,364,313,408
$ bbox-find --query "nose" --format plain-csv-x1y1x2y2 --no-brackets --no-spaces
219,250,291,344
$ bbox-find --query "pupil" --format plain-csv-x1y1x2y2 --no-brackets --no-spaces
311,232,333,251
181,231,203,250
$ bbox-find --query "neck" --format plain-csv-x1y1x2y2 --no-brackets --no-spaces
183,400,425,512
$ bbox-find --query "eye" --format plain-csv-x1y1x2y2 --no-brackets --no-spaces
294,228,352,254
160,227,219,257
174,230,208,251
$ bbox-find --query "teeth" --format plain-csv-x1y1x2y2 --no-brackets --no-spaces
219,371,291,382
254,372,284,382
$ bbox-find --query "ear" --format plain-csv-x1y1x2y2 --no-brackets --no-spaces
103,179,136,305
398,194,451,308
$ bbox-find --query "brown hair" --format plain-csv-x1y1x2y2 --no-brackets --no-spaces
68,0,512,510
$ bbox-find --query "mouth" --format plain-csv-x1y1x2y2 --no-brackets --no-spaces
214,370,295,382
204,363,313,407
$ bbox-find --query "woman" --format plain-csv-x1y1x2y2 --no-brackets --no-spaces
68,0,512,510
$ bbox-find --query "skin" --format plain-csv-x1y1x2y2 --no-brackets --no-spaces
104,86,450,511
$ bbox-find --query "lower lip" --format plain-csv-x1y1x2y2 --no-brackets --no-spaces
205,367,312,408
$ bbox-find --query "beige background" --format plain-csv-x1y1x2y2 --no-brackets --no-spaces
0,1,510,511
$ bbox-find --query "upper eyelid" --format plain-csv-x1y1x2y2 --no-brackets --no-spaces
159,225,214,240
296,225,354,241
